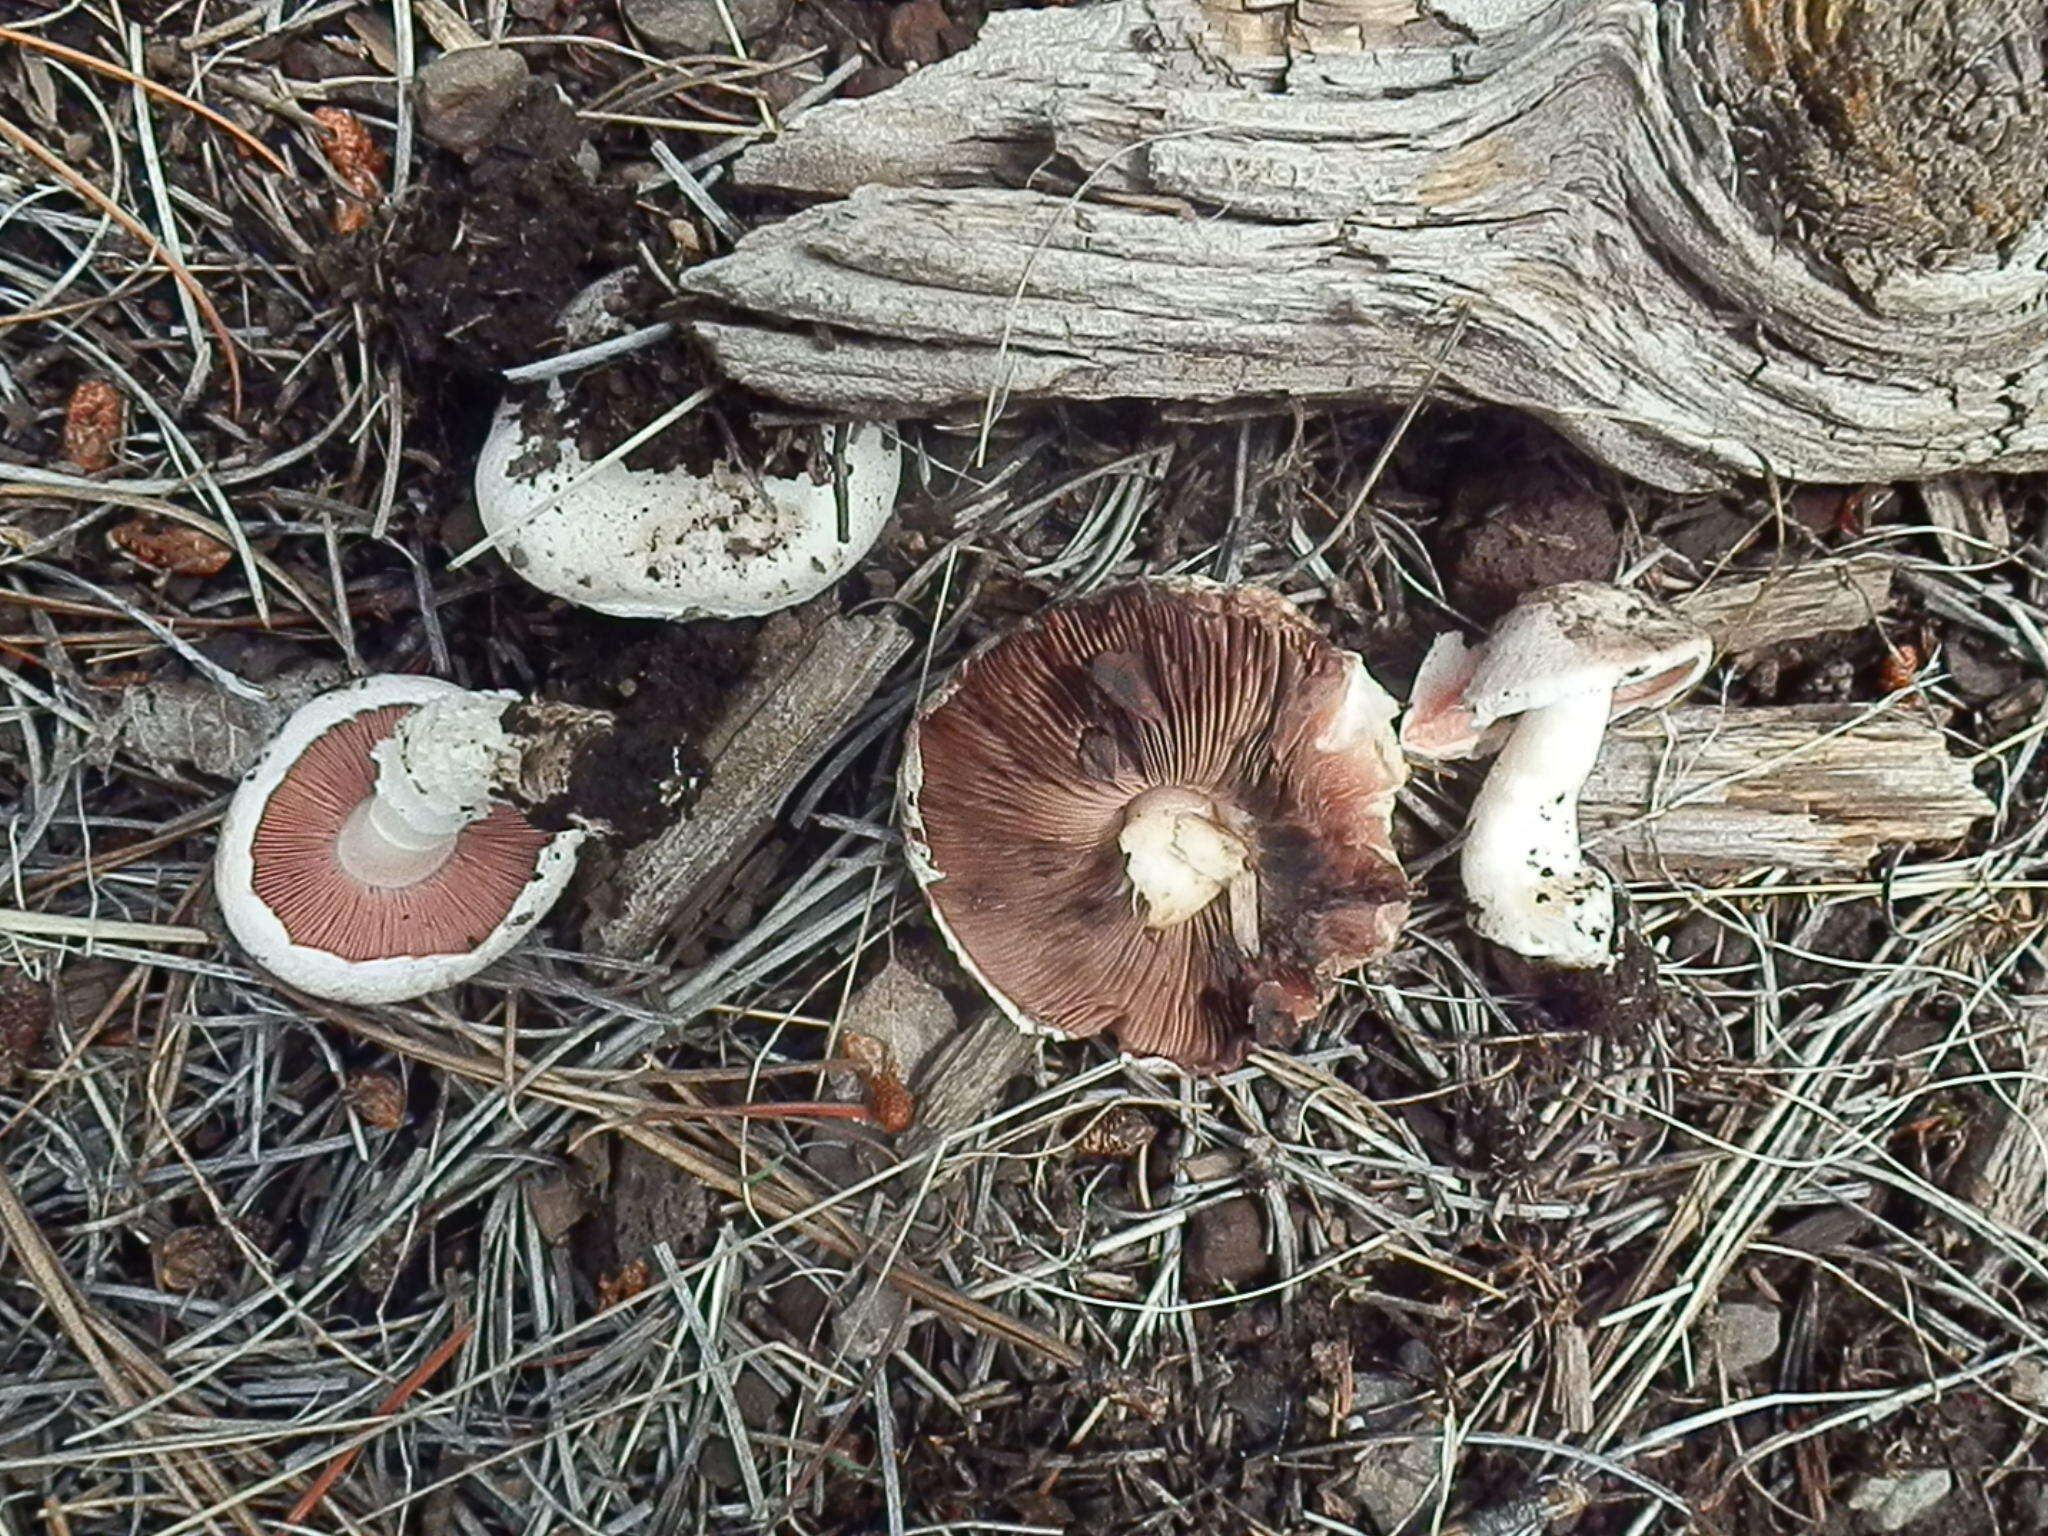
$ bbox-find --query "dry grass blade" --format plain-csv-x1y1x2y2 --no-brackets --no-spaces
282,1315,475,1528
0,25,290,173
0,1166,265,1536
303,997,1085,1371
0,115,245,414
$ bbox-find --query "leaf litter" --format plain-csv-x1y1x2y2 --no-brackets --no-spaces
1,5,2046,1535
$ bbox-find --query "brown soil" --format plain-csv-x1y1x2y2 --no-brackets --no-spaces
360,85,636,382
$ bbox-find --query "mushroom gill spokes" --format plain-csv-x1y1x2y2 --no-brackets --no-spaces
1116,786,1261,954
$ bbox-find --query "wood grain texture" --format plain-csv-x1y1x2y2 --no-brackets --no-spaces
1580,705,1992,876
587,610,910,955
684,0,2048,490
1958,1000,2048,1266
1674,557,1895,657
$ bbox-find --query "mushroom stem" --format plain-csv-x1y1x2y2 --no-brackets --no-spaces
334,693,520,890
1118,787,1256,943
1459,686,1615,968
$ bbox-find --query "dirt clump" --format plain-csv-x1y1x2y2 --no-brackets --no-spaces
1439,462,1621,621
356,85,635,385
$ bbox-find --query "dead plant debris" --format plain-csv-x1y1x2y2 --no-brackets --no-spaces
1,4,2043,1536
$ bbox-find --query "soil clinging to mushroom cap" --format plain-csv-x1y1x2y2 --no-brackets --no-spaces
903,579,1409,1071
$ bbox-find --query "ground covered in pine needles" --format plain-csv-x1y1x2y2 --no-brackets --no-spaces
3,3,2047,1533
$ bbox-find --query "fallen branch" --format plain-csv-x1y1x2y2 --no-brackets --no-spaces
1581,705,1992,876
587,609,911,956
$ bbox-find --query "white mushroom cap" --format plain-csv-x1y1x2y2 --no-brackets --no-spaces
1398,584,1712,971
474,401,903,620
1402,583,1711,762
1458,583,1712,722
215,674,582,1003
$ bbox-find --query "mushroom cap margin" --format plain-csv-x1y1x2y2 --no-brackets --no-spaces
214,674,583,1004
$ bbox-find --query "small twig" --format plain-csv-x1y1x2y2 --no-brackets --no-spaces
281,1313,476,1529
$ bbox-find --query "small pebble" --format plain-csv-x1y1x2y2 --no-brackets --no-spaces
414,48,531,157
2008,1356,2048,1407
622,0,789,54
1350,1426,1442,1532
1184,1196,1268,1291
1848,1469,1953,1533
1707,1300,1781,1374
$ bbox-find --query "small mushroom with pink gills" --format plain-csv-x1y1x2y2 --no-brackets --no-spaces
1400,583,1712,969
213,675,583,1003
901,579,1410,1072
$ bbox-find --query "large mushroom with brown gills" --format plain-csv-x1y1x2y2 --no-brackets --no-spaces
901,580,1409,1072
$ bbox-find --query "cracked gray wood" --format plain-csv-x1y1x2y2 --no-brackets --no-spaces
1580,705,1993,876
586,609,910,956
684,0,2048,491
1674,557,1896,659
1958,999,2048,1273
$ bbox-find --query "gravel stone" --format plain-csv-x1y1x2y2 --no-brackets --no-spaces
415,48,531,157
622,0,789,54
1848,1470,1954,1532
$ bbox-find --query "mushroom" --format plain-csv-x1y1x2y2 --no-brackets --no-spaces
1399,583,1712,969
901,579,1409,1071
473,276,903,619
214,674,582,1003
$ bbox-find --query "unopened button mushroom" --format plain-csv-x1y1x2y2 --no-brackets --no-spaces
901,579,1410,1071
214,675,582,1003
1400,582,1712,969
474,276,903,620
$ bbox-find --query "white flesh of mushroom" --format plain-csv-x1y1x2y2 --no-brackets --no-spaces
334,690,521,888
1458,686,1615,967
1113,655,1402,955
1117,787,1260,951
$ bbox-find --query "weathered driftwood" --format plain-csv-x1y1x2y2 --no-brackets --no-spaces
1674,557,1895,659
587,609,910,955
898,1008,1037,1176
1919,475,2014,567
1581,705,1991,876
684,0,2048,491
90,659,347,778
810,969,1029,1356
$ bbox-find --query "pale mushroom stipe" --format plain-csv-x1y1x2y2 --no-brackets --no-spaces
215,675,582,1003
902,579,1410,1072
1401,583,1712,969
